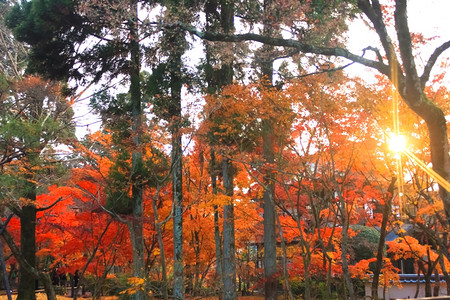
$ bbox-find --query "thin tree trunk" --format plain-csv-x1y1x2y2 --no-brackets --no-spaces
211,150,223,295
152,189,169,300
320,87,355,300
0,238,12,300
372,177,396,300
204,0,224,294
222,158,236,300
434,268,440,296
275,212,293,300
73,220,113,300
340,201,355,299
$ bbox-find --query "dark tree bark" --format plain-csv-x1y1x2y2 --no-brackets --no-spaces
18,203,36,300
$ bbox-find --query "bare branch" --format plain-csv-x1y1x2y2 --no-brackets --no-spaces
421,40,450,88
168,22,391,76
362,46,383,63
280,61,356,81
76,184,128,224
36,196,65,212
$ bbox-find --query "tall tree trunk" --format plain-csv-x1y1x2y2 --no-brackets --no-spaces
129,2,145,299
222,158,236,300
204,0,235,298
169,40,184,300
204,0,223,293
261,1,277,298
172,131,184,300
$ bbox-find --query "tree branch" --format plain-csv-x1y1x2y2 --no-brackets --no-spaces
168,22,391,76
394,0,420,91
357,0,399,67
75,184,128,224
362,46,383,63
36,196,64,212
0,225,39,278
421,40,450,88
357,0,405,88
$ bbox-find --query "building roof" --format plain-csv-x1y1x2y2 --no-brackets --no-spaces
398,274,447,284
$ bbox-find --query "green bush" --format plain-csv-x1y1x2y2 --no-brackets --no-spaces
53,285,67,296
289,279,339,299
83,274,129,297
350,225,381,262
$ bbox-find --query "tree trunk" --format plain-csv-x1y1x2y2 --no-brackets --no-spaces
129,2,145,299
340,205,356,299
275,212,293,300
152,189,168,300
262,118,277,300
372,178,396,300
40,273,56,300
260,1,278,298
222,158,236,300
204,0,235,298
211,150,223,295
169,42,184,300
18,204,37,300
204,0,224,292
172,132,184,300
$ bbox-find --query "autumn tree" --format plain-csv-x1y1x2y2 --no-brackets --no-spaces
0,76,74,300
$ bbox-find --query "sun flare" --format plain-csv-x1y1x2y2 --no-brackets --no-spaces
388,135,406,153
